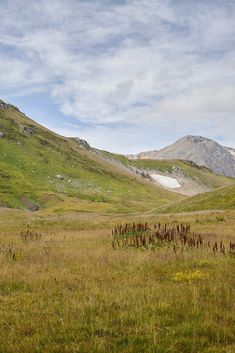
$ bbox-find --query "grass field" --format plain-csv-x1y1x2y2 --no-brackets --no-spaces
0,208,234,353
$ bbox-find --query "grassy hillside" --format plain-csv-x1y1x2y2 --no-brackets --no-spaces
157,184,235,213
0,101,182,212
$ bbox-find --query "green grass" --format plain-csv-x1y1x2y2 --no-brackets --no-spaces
157,184,235,213
0,104,182,212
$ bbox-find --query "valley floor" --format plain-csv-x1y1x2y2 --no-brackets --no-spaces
0,209,234,353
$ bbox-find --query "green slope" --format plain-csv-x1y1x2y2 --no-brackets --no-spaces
157,184,235,213
0,100,182,212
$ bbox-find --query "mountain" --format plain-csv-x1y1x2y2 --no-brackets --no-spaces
0,99,182,212
127,135,235,178
127,150,159,160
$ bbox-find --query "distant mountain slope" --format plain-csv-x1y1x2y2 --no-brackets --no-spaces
0,99,182,212
126,159,233,196
127,135,235,178
127,150,159,160
99,151,233,196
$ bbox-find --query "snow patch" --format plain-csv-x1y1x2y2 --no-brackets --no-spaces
151,174,181,189
228,150,235,157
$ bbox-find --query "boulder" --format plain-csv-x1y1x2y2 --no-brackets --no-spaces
19,124,36,136
56,174,64,180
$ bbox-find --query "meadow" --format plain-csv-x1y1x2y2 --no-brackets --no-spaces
0,208,234,353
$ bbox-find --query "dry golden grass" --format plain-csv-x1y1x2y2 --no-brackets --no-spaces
0,209,234,352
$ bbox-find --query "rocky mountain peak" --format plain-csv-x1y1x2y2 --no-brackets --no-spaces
178,135,212,143
128,135,235,178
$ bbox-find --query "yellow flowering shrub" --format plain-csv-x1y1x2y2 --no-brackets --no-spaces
198,260,211,267
172,270,207,282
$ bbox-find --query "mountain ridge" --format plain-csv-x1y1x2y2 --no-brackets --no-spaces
127,135,235,178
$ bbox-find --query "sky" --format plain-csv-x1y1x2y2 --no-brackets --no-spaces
0,0,235,153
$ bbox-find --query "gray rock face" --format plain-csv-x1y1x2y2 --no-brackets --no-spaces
226,147,235,158
74,137,91,149
133,135,235,178
19,124,36,136
0,131,5,138
0,99,8,109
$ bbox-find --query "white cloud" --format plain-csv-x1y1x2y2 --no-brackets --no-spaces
0,0,235,151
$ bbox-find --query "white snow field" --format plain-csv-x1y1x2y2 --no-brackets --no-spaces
151,174,181,189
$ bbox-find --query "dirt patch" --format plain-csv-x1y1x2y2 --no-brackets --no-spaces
21,195,39,211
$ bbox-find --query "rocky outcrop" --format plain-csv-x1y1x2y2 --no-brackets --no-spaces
0,100,8,109
226,147,235,158
0,99,20,112
73,137,91,149
19,124,36,136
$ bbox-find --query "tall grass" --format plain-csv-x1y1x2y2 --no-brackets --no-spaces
0,210,234,352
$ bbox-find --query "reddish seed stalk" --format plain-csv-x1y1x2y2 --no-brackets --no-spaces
111,222,231,255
